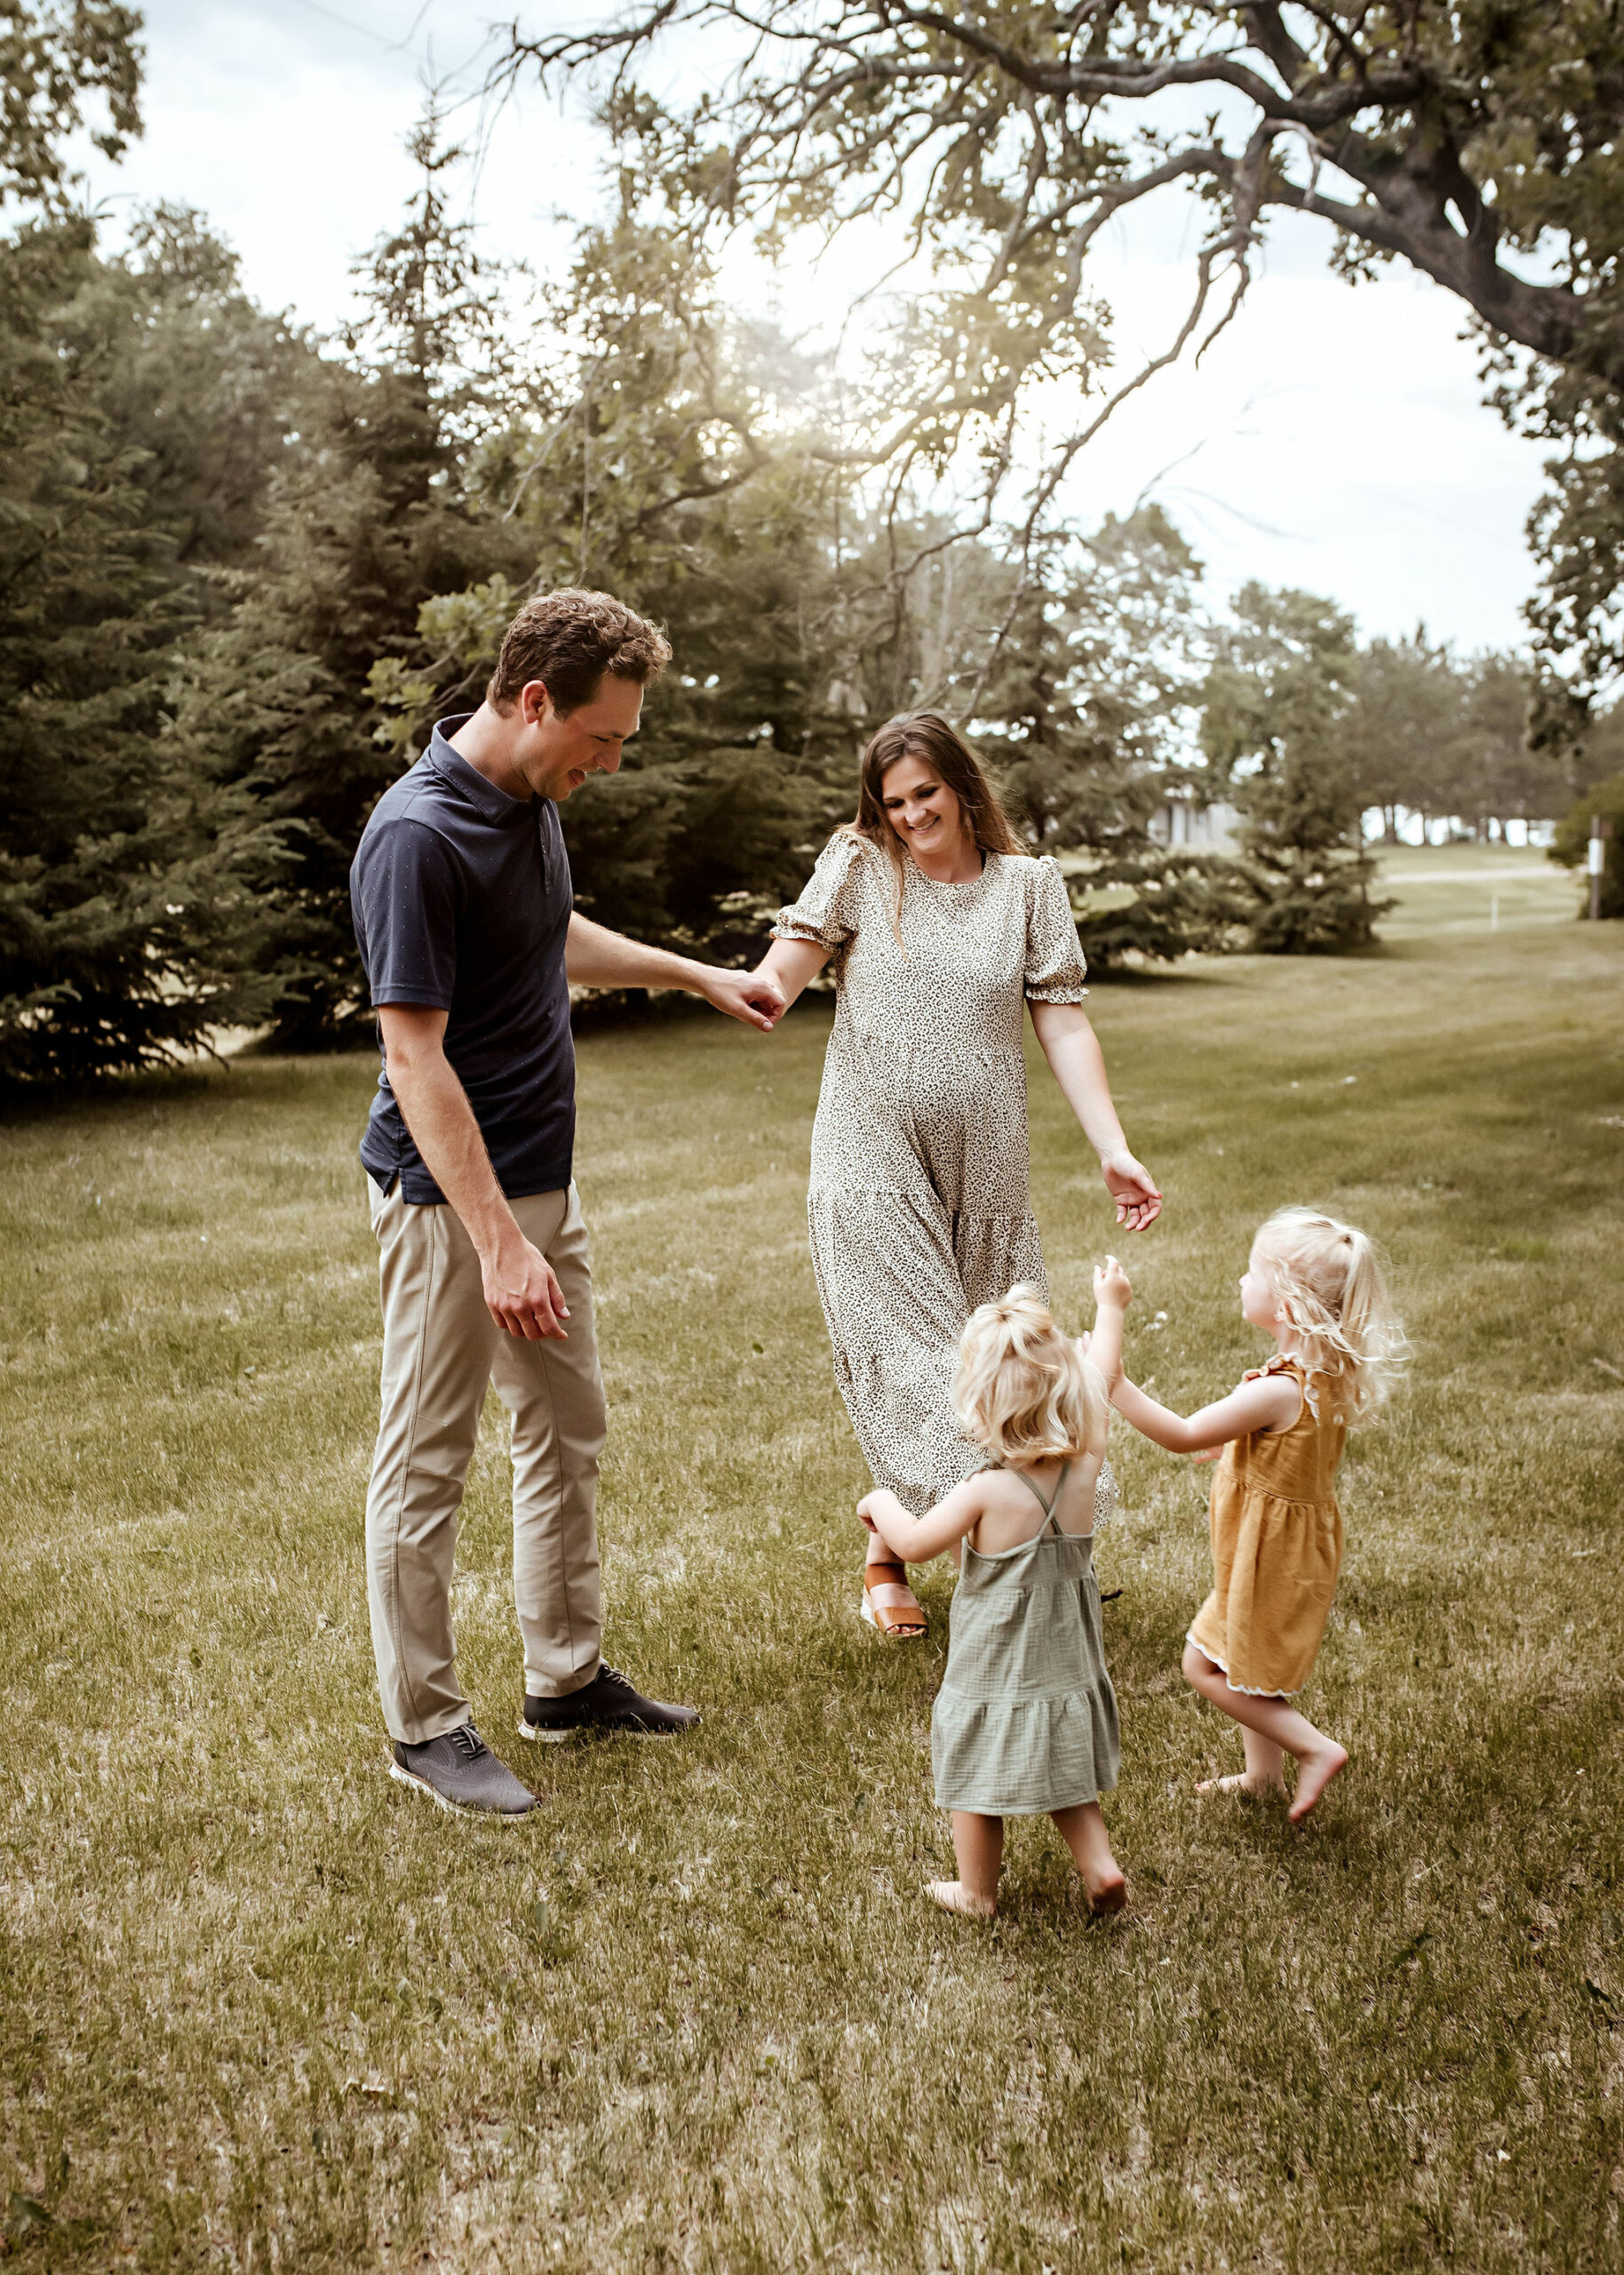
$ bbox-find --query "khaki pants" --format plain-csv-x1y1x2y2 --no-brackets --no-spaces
364,1179,605,1744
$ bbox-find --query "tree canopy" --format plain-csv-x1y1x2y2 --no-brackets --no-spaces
1,12,1613,1086
496,4,1624,439
1,0,141,210
491,4,1624,712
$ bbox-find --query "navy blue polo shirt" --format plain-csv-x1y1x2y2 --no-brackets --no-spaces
350,716,575,1204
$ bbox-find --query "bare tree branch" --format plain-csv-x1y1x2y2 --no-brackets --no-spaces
486,1,1613,387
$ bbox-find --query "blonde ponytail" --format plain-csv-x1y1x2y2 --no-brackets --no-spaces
953,1285,1105,1462
1256,1207,1409,1422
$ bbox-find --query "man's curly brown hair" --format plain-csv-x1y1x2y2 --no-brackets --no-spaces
487,587,672,717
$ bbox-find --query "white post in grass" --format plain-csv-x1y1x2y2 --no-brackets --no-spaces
1590,816,1605,922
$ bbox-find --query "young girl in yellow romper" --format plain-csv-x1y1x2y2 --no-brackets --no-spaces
1098,1208,1405,1822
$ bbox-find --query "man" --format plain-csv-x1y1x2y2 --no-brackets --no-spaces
350,587,784,1817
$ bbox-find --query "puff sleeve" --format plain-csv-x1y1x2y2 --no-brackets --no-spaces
772,832,866,948
1023,856,1089,1002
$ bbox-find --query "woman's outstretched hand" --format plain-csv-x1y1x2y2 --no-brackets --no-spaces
1100,1149,1162,1232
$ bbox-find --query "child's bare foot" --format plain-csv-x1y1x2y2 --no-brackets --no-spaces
927,1879,996,1920
1288,1741,1348,1822
1083,1864,1128,1916
1197,1770,1286,1799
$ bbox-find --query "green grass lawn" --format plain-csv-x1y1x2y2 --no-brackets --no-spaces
1372,841,1580,942
3,902,1623,2271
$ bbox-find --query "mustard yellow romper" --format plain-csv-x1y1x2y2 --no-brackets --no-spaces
1186,1354,1345,1698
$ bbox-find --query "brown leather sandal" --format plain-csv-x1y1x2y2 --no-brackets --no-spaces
861,1559,927,1640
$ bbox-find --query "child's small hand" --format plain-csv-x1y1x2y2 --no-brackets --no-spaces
856,1494,880,1532
1190,1446,1222,1467
1094,1255,1132,1311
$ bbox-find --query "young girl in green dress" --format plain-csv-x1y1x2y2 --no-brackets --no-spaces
858,1271,1128,1920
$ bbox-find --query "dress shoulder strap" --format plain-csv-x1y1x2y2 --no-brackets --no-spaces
1008,1461,1070,1528
1044,1460,1071,1534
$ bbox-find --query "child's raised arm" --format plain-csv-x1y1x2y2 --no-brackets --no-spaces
1089,1256,1130,1392
1111,1369,1300,1455
858,1476,994,1564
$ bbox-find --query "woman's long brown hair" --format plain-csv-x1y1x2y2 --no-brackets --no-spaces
842,712,1022,946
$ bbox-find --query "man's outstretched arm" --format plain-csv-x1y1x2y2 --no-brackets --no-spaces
565,913,784,1030
378,1004,569,1341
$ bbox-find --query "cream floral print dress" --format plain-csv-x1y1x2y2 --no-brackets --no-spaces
773,832,1118,1524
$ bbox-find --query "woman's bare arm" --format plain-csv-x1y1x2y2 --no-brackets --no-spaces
1028,1000,1161,1232
752,935,831,1016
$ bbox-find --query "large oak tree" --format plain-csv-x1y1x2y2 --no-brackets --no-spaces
491,4,1624,703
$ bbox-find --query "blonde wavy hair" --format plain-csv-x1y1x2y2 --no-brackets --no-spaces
952,1286,1105,1465
1255,1207,1410,1422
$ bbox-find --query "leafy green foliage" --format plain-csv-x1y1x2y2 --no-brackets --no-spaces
1452,651,1573,833
932,508,1245,967
169,127,537,1049
0,208,314,1082
1337,633,1464,842
511,3,1624,427
1549,773,1624,917
366,224,860,966
1508,361,1624,746
12,31,1597,1086
1336,638,1572,842
0,0,141,210
0,5,329,1085
1203,586,1391,955
507,3,1624,822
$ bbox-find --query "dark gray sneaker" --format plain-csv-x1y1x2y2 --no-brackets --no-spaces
519,1663,700,1744
389,1722,537,1817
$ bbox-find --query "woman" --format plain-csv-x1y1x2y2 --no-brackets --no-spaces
757,713,1162,1639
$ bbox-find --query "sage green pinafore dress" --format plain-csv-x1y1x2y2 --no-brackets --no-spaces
931,1464,1120,1816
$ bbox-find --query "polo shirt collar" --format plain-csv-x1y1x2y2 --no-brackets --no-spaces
427,715,537,826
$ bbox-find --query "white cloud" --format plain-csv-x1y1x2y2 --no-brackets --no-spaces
1047,221,1550,651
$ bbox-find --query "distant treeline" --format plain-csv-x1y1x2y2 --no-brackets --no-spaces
4,94,1616,1085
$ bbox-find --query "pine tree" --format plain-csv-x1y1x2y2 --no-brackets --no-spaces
0,12,289,1082
0,198,317,1082
1550,776,1624,918
0,214,197,1080
171,121,535,1046
1202,586,1390,954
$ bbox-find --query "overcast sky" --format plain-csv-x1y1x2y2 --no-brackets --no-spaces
80,0,1557,655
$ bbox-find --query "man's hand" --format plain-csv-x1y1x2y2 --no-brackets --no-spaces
482,1232,569,1341
1101,1149,1162,1232
697,965,785,1032
1094,1255,1132,1312
565,914,788,1029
